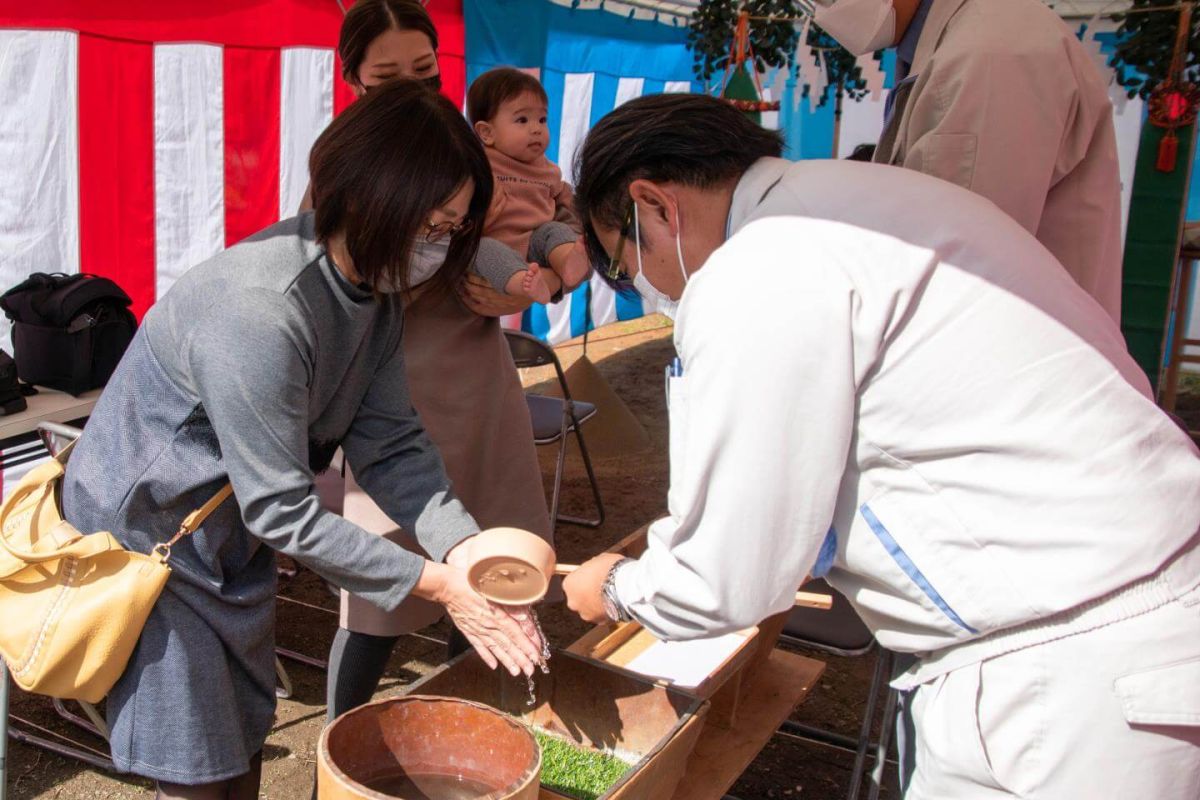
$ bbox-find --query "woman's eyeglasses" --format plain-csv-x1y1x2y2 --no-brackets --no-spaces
605,203,636,281
423,218,474,243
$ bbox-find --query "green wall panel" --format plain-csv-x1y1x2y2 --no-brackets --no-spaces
1120,122,1196,394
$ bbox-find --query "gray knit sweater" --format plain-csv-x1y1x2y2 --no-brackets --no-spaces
61,213,477,781
147,212,475,604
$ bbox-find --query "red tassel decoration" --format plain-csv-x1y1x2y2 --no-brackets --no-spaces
1158,129,1180,172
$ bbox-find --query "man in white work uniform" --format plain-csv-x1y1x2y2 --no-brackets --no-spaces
815,0,1125,324
562,94,1200,799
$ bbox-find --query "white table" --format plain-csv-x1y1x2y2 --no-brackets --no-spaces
0,387,100,444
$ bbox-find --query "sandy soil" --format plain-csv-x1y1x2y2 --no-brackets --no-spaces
5,317,897,800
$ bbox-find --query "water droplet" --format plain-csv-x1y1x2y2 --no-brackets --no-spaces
532,610,552,667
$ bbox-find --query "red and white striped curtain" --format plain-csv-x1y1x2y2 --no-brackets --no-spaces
0,0,466,351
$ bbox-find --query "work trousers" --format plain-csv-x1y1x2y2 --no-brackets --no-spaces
904,546,1200,799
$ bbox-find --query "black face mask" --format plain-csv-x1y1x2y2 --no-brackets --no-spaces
362,73,442,94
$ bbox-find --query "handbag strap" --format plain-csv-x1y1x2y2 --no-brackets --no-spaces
57,439,236,562
0,460,120,567
0,440,233,566
56,434,235,562
0,445,74,564
150,482,234,563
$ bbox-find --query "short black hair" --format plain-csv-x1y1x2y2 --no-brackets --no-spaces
309,79,492,297
574,94,784,285
338,0,439,87
467,67,549,124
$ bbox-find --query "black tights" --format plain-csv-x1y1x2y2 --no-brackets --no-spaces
325,629,400,724
155,752,262,800
324,626,472,724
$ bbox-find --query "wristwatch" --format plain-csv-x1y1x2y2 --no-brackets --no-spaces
600,558,634,623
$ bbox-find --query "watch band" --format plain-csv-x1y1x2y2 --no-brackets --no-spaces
601,557,634,622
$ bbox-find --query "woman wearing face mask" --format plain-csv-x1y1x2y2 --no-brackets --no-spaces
62,81,545,800
304,0,558,726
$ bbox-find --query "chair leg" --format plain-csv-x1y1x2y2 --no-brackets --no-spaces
555,413,605,528
866,687,898,800
847,649,890,800
2,661,9,800
276,646,327,671
547,412,571,532
52,699,108,740
276,657,294,700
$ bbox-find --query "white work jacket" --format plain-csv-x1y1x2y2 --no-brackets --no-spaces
614,157,1200,655
875,0,1124,323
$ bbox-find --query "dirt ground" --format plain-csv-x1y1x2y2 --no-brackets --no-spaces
5,317,898,800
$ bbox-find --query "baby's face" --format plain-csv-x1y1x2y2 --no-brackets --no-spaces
488,92,550,164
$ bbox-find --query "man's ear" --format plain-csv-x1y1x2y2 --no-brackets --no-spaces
474,120,495,146
628,179,679,236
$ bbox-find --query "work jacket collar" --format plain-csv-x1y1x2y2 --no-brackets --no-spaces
725,157,791,239
911,0,971,76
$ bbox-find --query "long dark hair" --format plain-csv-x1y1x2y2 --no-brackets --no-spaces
308,79,492,297
338,0,440,88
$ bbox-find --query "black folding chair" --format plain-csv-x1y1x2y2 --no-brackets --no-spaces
503,330,604,529
777,578,897,800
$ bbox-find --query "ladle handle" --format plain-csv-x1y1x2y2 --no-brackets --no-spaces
554,566,830,609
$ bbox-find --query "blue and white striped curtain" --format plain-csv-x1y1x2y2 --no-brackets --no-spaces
465,5,1170,343
467,0,700,342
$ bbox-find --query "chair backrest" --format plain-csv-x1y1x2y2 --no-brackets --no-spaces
502,329,575,403
503,329,558,369
38,421,83,458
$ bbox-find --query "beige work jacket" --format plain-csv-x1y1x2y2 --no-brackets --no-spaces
875,0,1124,322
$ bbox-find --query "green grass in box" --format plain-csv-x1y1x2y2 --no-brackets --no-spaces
533,729,632,800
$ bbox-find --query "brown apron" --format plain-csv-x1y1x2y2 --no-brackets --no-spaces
340,287,551,635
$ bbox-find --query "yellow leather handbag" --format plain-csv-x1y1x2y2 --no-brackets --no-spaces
0,443,231,702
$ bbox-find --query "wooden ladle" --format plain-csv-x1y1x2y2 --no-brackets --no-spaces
466,528,832,610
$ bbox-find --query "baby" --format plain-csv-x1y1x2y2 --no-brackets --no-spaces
467,68,590,303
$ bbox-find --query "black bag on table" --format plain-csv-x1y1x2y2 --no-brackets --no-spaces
0,349,28,416
0,273,137,396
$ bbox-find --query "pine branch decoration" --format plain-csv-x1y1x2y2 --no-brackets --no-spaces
687,0,800,81
1110,0,1200,99
802,22,869,107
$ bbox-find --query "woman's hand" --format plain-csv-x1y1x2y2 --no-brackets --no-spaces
563,552,626,625
433,564,545,675
412,538,545,675
459,274,533,317
459,272,562,317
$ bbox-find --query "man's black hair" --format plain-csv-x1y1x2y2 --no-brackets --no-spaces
573,93,783,289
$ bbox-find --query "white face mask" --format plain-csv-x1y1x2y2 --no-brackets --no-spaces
630,202,689,321
813,0,897,56
375,237,449,294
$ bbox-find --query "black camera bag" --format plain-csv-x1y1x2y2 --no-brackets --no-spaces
0,273,137,396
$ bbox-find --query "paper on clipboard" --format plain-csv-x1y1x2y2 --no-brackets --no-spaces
622,632,747,689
